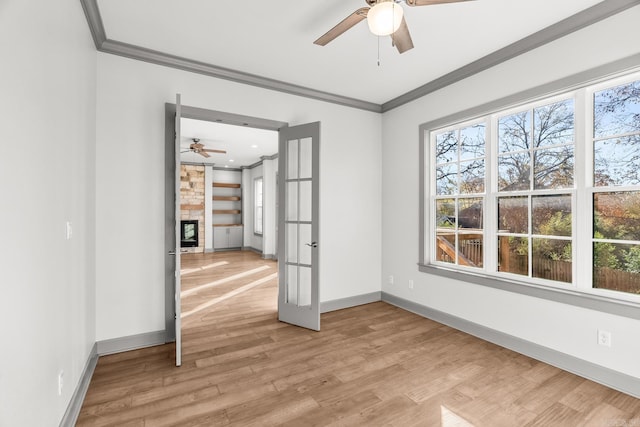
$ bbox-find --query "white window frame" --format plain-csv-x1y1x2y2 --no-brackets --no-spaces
254,177,263,235
430,117,488,272
419,66,640,314
586,73,640,298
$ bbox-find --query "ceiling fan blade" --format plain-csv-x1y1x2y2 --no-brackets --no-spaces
201,149,227,154
406,0,474,6
190,143,205,150
314,7,369,46
391,16,414,54
198,151,210,158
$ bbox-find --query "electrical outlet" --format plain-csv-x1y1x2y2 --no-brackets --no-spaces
597,329,612,347
388,275,394,285
408,279,414,289
57,370,64,396
65,221,73,240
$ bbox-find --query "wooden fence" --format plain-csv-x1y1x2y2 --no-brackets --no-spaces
531,257,572,283
436,234,483,267
436,235,640,294
594,267,640,294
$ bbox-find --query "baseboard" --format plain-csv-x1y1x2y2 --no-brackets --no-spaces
242,246,263,255
381,292,640,399
321,291,381,313
59,343,98,427
240,246,276,259
96,330,167,356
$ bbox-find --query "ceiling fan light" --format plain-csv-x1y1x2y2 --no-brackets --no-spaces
367,2,403,36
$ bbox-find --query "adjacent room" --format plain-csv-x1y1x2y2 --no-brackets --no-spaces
2,0,640,426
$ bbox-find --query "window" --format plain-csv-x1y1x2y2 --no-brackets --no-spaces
434,123,486,268
423,71,640,300
254,177,263,235
496,99,575,282
592,79,640,294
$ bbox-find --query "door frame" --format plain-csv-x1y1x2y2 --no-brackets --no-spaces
164,104,288,342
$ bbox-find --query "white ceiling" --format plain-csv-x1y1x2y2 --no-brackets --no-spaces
96,0,606,105
180,119,278,167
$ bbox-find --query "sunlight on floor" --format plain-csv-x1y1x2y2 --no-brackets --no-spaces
182,272,278,320
441,405,475,427
181,265,272,297
180,261,229,275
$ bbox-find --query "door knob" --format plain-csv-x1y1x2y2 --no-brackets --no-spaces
305,242,318,248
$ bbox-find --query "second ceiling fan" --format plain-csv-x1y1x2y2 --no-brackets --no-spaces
314,0,474,54
185,138,226,158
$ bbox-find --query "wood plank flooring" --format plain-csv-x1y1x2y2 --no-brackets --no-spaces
77,250,640,426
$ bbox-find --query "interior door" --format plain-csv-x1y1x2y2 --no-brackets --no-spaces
174,94,182,366
278,122,320,331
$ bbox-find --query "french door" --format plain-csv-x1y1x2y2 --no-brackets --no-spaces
173,94,182,366
277,122,320,331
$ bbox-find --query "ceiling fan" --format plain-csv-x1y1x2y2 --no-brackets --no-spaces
183,138,226,158
314,0,474,54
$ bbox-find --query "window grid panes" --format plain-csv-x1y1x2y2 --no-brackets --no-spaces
495,99,575,284
434,123,486,268
254,177,263,235
591,79,640,294
427,72,640,298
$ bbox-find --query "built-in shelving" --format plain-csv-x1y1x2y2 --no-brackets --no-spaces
211,170,243,250
213,196,241,201
213,209,241,214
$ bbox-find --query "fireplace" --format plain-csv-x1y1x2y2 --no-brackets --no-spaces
180,220,199,248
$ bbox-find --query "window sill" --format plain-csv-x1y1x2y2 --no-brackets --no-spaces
418,263,640,320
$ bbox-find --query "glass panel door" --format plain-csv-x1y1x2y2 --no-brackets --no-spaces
278,123,320,331
174,94,182,366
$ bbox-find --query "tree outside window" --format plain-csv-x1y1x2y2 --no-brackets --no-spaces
427,73,640,297
592,79,640,294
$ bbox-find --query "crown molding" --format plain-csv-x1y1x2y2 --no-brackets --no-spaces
80,0,106,48
80,0,639,113
99,38,382,113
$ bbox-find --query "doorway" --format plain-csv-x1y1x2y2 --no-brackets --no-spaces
165,104,321,362
164,105,287,344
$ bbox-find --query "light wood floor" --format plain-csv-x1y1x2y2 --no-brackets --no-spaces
77,251,640,426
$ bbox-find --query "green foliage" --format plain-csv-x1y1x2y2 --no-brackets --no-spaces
593,231,620,269
534,212,572,261
623,245,640,273
511,236,528,256
537,211,571,237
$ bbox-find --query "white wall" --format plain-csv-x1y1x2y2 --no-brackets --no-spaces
0,1,97,425
382,6,640,380
95,54,382,341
